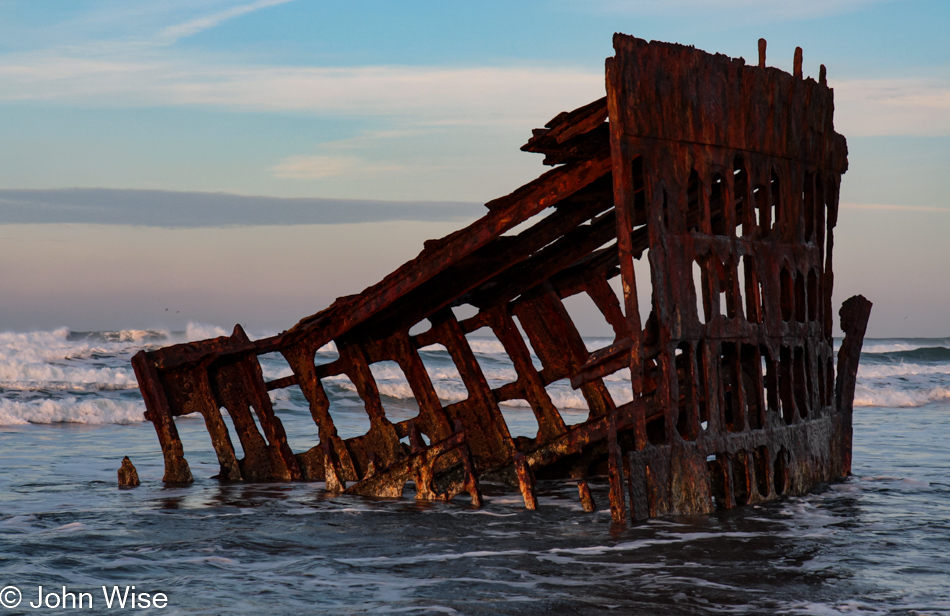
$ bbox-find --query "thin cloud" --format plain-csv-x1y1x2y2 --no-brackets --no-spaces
156,0,295,44
319,129,424,150
270,155,404,179
0,188,481,227
0,55,604,126
833,77,950,137
271,155,359,179
1,15,944,139
580,0,887,20
2,50,944,137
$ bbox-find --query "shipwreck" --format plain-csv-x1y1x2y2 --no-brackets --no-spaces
132,34,871,523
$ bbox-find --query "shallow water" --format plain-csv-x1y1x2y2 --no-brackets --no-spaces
1,331,949,614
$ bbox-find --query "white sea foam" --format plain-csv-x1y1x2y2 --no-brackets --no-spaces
480,365,519,383
857,362,950,379
465,338,507,355
1,328,947,426
0,397,145,425
46,522,87,534
317,341,338,353
0,330,143,393
853,383,950,408
183,322,228,341
0,322,262,399
780,601,890,615
0,363,138,391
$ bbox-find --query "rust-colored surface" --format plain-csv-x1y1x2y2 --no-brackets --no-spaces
117,456,140,488
131,34,871,523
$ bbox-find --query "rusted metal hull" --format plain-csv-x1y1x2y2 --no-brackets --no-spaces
132,34,871,523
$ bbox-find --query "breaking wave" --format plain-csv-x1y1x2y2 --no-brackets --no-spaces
0,325,238,425
2,329,949,425
0,397,145,425
862,346,950,363
853,384,950,408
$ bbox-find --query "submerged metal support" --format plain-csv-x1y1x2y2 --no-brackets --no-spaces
133,34,869,522
836,295,874,475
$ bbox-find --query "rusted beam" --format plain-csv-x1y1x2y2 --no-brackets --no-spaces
284,150,614,351
131,351,193,484
835,295,873,474
355,174,616,339
488,307,567,443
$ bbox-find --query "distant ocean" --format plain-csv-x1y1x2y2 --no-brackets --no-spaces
1,327,949,614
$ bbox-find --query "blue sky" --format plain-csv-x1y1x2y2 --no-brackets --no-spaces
0,0,947,336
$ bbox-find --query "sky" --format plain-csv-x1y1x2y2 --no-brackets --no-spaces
0,0,947,337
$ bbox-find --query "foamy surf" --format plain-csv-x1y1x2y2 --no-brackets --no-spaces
853,384,950,408
0,397,144,425
0,324,238,425
1,331,948,426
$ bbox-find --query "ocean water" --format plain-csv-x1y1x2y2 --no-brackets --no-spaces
1,327,949,615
